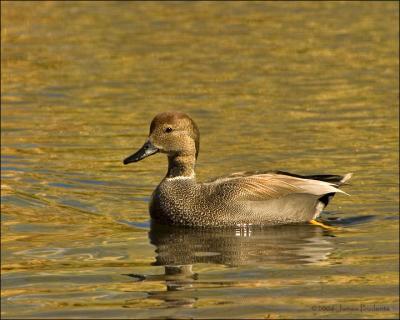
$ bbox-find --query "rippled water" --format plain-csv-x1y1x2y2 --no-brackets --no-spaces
2,2,399,319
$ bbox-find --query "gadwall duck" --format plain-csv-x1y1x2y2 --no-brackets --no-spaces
123,112,352,227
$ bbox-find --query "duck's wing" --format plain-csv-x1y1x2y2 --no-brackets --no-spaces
205,170,274,183
209,173,349,201
207,171,352,186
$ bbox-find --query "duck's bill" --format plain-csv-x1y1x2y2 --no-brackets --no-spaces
123,140,159,164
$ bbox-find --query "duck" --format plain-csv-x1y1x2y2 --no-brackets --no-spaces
123,111,352,227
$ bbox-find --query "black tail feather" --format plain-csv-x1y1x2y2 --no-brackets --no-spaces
318,192,336,207
275,171,345,185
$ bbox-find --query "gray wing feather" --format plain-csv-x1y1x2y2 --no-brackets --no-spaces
209,173,347,201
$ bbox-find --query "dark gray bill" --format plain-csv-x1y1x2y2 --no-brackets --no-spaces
123,140,159,164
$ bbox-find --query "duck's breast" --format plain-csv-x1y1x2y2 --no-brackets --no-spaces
149,178,201,225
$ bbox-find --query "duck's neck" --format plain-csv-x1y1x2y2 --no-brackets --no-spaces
166,154,196,179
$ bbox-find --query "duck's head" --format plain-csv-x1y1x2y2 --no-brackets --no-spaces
123,112,200,164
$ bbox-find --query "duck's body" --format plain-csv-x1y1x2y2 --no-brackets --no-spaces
123,112,352,227
149,171,351,227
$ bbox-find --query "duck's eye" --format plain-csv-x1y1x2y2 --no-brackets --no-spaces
164,127,173,133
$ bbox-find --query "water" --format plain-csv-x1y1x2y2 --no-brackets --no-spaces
1,2,399,318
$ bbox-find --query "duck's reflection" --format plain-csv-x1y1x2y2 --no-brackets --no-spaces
149,221,334,266
126,221,335,307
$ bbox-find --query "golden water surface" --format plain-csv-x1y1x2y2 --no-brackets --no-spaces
1,1,399,319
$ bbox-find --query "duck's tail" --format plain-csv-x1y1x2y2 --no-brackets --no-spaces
276,171,353,186
339,172,353,185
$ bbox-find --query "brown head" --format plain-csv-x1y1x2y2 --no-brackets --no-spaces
123,112,200,165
